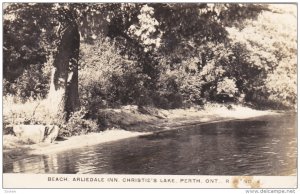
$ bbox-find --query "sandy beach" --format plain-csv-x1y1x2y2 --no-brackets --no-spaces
3,105,278,164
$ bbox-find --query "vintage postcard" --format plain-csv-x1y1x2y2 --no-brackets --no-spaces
2,2,297,190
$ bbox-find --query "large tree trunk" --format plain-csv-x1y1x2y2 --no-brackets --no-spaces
48,12,80,121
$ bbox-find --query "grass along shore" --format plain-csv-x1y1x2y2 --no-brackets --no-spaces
3,104,279,164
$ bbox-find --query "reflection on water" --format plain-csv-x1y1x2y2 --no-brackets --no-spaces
11,154,59,173
4,114,297,175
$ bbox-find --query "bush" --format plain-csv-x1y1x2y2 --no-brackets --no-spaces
155,67,185,109
3,95,100,137
59,108,99,137
3,95,58,126
152,92,183,109
214,77,239,103
79,38,151,111
3,58,52,102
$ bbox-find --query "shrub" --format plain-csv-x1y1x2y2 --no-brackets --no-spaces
3,95,100,137
3,95,58,127
79,37,150,111
59,108,99,137
155,68,184,109
215,77,239,103
152,92,183,109
3,58,52,102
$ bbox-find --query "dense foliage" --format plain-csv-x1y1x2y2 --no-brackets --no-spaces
4,3,297,112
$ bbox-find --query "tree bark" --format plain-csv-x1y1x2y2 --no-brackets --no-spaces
48,11,80,121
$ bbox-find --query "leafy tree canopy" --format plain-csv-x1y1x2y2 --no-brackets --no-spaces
3,3,296,109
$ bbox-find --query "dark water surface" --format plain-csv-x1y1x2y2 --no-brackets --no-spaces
4,114,297,175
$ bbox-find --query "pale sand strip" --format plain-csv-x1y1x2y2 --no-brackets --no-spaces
3,107,279,163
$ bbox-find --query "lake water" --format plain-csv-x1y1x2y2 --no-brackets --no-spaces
4,114,297,175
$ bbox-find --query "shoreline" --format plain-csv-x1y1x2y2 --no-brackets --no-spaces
3,105,280,164
3,130,150,164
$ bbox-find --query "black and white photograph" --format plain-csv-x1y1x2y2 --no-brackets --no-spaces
2,2,297,189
